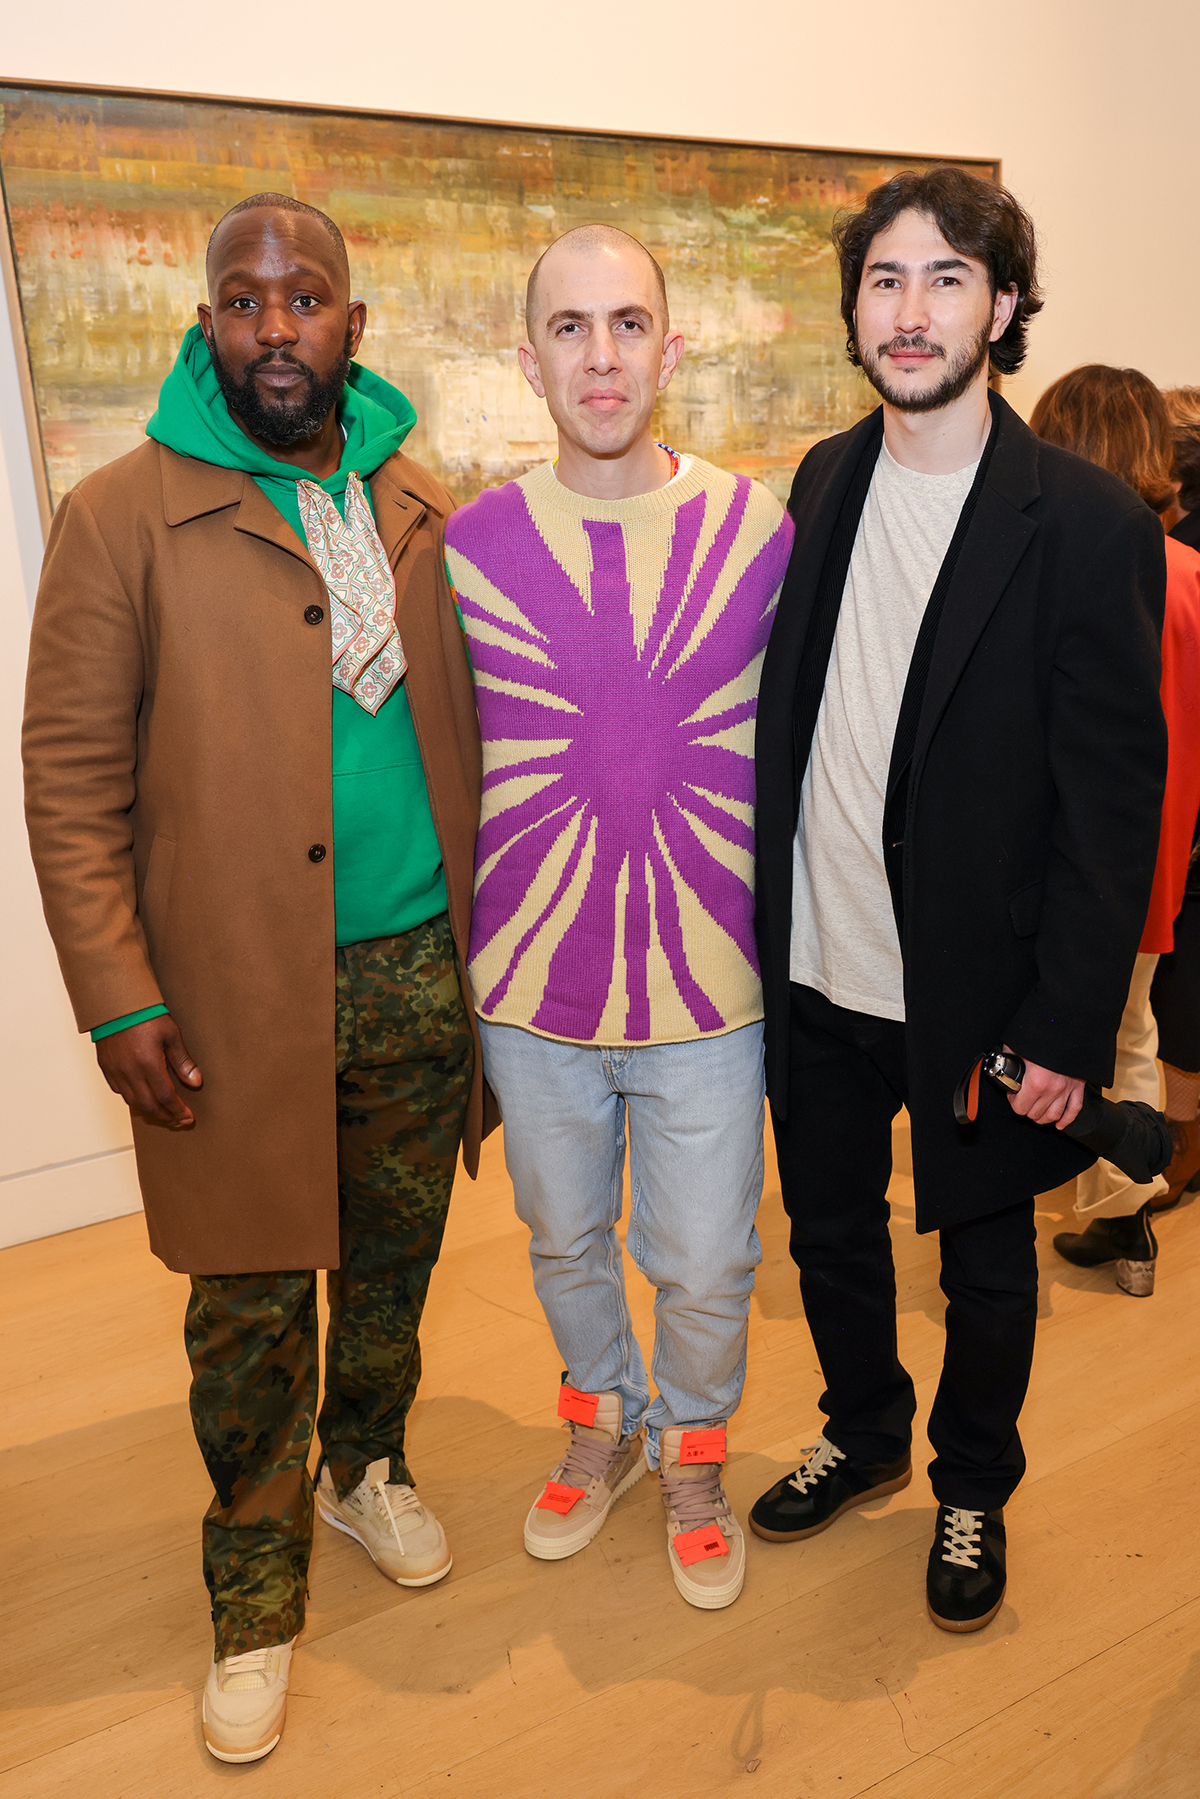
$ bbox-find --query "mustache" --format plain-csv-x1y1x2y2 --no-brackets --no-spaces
878,335,946,360
246,348,318,379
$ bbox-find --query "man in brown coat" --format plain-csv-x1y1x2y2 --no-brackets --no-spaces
22,193,488,1764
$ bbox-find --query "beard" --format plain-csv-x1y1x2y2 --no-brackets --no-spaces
210,327,353,447
857,316,993,413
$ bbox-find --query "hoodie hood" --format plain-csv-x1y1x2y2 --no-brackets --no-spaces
146,323,417,508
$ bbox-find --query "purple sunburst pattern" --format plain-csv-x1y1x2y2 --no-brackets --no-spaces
446,466,794,1043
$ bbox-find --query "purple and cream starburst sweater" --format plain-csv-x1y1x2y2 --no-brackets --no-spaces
445,455,793,1045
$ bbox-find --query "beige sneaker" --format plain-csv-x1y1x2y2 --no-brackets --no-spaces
317,1458,451,1586
658,1424,745,1610
524,1387,647,1560
202,1636,294,1763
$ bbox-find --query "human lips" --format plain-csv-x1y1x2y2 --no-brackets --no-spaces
579,389,627,411
254,361,308,389
881,337,943,369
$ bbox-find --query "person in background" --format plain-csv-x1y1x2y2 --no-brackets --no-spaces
23,195,487,1765
1148,390,1200,1205
1163,387,1200,552
1035,368,1200,1294
445,225,793,1612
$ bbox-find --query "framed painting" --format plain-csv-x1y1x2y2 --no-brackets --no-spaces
0,83,998,529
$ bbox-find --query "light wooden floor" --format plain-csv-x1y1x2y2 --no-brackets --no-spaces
3,1117,1199,1798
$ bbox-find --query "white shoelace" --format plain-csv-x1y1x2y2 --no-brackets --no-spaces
368,1472,425,1557
788,1439,846,1494
220,1645,280,1693
940,1507,985,1568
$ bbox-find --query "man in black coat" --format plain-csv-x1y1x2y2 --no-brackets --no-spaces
750,167,1167,1631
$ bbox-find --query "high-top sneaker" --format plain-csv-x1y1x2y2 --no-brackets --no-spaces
317,1458,452,1586
202,1636,295,1763
926,1505,1006,1632
524,1386,647,1560
1053,1201,1158,1295
750,1435,912,1541
658,1424,745,1610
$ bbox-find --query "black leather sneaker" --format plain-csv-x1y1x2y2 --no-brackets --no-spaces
926,1505,1006,1632
749,1436,912,1542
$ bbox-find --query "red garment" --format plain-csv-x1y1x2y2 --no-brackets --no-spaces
1141,534,1200,951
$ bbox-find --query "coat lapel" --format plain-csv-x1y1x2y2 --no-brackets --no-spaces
911,397,1041,773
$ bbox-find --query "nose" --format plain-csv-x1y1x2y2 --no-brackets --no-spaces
587,323,622,375
894,285,930,337
256,303,300,350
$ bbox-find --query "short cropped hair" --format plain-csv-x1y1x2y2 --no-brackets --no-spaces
832,166,1043,378
1163,387,1200,514
207,192,347,268
525,225,669,338
1030,364,1176,514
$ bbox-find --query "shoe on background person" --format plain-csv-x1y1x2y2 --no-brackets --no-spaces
202,1636,296,1763
524,1387,647,1560
658,1424,745,1610
1150,1116,1200,1211
749,1436,912,1542
1053,1201,1159,1296
926,1507,1007,1632
317,1459,452,1586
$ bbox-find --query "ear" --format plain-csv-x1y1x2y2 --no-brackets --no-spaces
348,299,368,357
197,302,213,347
990,284,1019,343
657,329,685,392
517,342,546,400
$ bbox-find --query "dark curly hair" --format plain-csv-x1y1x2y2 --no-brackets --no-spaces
832,166,1043,378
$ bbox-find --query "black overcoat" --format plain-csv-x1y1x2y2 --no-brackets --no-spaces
755,394,1168,1231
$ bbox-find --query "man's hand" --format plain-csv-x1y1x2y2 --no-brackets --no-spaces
96,1016,202,1130
1003,1045,1085,1130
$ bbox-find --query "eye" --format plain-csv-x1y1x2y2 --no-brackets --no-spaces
230,295,257,311
294,294,320,310
557,321,581,336
933,276,961,288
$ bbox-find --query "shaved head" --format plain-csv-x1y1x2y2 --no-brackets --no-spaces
207,192,348,280
526,225,668,338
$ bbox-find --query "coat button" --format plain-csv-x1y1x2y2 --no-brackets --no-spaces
308,843,327,863
304,605,324,625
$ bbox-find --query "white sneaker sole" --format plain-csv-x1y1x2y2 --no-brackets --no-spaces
202,1695,284,1763
317,1502,453,1587
524,1453,649,1561
670,1553,746,1610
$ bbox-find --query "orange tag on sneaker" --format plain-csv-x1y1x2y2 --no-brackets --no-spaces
674,1525,729,1566
678,1428,726,1465
557,1385,599,1427
537,1480,586,1514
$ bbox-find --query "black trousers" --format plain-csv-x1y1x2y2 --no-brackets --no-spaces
772,983,1039,1511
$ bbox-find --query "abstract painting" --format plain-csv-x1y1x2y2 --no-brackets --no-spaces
0,85,997,517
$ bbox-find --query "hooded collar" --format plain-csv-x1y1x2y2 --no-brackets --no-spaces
146,323,418,503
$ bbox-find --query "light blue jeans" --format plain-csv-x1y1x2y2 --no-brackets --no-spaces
478,1019,765,1467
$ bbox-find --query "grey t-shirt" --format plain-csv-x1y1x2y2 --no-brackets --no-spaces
790,440,977,1021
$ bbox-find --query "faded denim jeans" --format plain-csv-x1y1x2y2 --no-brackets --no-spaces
478,1018,765,1465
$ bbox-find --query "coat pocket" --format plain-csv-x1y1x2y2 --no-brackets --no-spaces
1008,879,1044,938
141,835,177,928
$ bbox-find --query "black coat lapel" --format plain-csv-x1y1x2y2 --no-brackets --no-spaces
911,396,1041,776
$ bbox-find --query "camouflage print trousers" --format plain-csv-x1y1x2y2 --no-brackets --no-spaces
185,914,473,1659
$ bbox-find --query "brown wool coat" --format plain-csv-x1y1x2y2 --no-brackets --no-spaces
23,440,496,1274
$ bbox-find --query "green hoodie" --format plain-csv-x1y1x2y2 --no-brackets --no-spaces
91,328,448,1041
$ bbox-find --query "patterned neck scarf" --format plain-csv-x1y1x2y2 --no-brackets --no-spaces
296,471,407,714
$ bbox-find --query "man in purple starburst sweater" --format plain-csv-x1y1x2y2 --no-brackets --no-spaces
445,226,793,1610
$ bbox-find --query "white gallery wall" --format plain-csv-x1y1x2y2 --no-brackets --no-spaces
2,0,1197,1245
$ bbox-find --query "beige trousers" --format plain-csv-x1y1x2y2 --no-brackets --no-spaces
1073,951,1168,1220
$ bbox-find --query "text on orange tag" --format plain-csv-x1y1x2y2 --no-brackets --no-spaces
678,1427,726,1465
557,1385,599,1427
536,1480,586,1515
674,1525,729,1566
